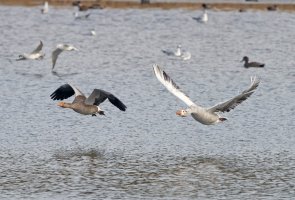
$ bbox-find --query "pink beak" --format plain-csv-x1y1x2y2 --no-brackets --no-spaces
176,110,182,116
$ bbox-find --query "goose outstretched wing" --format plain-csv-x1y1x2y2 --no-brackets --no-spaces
207,77,260,113
85,89,127,111
153,64,197,107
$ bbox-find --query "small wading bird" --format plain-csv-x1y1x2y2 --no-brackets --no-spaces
16,41,45,61
241,56,265,68
153,65,260,125
50,84,127,116
51,44,78,71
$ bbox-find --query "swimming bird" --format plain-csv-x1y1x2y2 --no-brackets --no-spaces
41,1,49,14
51,44,78,70
50,84,127,116
74,12,90,20
16,41,45,61
241,56,265,68
153,64,260,125
90,29,96,36
181,51,191,61
162,45,182,57
193,10,208,23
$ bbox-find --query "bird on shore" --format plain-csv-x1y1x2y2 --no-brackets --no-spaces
51,44,78,71
193,10,208,23
16,41,45,61
241,56,265,68
41,1,49,14
50,84,127,116
153,64,260,125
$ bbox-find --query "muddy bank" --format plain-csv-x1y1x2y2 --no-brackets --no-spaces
0,0,295,11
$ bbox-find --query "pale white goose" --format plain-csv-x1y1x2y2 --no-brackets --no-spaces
153,65,260,125
193,10,208,23
51,44,78,70
50,84,127,116
16,41,45,61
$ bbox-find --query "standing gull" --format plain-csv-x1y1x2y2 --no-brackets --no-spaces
16,41,45,61
153,65,260,125
51,44,78,71
50,84,127,116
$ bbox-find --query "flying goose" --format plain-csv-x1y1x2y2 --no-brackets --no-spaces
50,84,127,116
16,41,45,61
153,64,260,125
51,44,78,70
241,56,265,68
193,10,208,23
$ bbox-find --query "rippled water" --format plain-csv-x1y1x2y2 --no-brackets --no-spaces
0,6,295,199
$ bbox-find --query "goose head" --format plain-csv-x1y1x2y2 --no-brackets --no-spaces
57,102,70,108
241,56,249,63
176,109,189,117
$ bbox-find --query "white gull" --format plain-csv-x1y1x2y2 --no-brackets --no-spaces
41,1,49,14
16,41,45,61
193,10,208,23
51,44,78,71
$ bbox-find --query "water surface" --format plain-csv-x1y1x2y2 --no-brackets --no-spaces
0,6,294,199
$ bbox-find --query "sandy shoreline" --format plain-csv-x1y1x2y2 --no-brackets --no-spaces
0,0,295,11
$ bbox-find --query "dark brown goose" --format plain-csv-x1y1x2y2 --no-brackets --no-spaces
50,84,126,116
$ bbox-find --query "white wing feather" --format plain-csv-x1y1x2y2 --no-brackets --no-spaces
153,64,197,107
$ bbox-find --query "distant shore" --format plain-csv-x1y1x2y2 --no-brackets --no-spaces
1,0,295,11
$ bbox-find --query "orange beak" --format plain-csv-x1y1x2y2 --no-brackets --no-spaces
57,102,65,107
176,110,182,116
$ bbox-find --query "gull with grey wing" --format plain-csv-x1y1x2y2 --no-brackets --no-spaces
51,44,78,71
16,41,45,61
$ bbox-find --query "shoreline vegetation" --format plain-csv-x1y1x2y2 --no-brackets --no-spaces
0,0,295,11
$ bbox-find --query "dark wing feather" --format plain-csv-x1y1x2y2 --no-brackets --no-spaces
249,62,265,68
107,93,127,111
85,89,108,105
31,41,43,54
85,89,127,111
50,84,75,100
